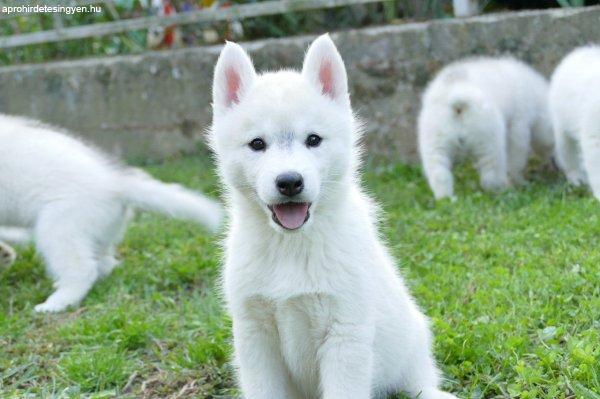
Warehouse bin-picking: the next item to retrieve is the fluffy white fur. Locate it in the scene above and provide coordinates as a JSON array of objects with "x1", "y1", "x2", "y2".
[
  {"x1": 418, "y1": 57, "x2": 554, "y2": 200},
  {"x1": 549, "y1": 46, "x2": 600, "y2": 197},
  {"x1": 210, "y1": 35, "x2": 458, "y2": 399},
  {"x1": 0, "y1": 114, "x2": 223, "y2": 312}
]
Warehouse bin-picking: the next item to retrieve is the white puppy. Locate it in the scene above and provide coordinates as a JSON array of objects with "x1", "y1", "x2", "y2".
[
  {"x1": 549, "y1": 46, "x2": 600, "y2": 197},
  {"x1": 0, "y1": 115, "x2": 222, "y2": 312},
  {"x1": 418, "y1": 57, "x2": 554, "y2": 199},
  {"x1": 210, "y1": 35, "x2": 458, "y2": 399}
]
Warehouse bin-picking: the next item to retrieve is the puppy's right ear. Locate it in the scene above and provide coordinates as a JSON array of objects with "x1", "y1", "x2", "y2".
[{"x1": 213, "y1": 42, "x2": 256, "y2": 114}]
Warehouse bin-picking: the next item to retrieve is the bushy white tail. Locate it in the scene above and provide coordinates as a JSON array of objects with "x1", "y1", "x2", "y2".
[
  {"x1": 446, "y1": 84, "x2": 483, "y2": 119},
  {"x1": 120, "y1": 170, "x2": 223, "y2": 232}
]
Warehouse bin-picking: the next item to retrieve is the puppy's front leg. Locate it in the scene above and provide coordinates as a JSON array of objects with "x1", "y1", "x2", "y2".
[
  {"x1": 318, "y1": 322, "x2": 374, "y2": 399},
  {"x1": 234, "y1": 313, "x2": 299, "y2": 399}
]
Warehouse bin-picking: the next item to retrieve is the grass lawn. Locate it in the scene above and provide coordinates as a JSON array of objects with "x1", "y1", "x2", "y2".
[{"x1": 0, "y1": 154, "x2": 598, "y2": 398}]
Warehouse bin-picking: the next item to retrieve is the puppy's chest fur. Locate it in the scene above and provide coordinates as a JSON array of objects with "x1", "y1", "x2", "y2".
[
  {"x1": 227, "y1": 227, "x2": 371, "y2": 393},
  {"x1": 227, "y1": 231, "x2": 369, "y2": 303}
]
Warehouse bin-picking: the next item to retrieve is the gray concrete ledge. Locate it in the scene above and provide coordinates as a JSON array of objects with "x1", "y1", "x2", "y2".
[{"x1": 1, "y1": 6, "x2": 599, "y2": 162}]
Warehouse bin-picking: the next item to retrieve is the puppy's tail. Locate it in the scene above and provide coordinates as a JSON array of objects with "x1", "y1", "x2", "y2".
[
  {"x1": 446, "y1": 83, "x2": 485, "y2": 119},
  {"x1": 119, "y1": 169, "x2": 223, "y2": 232}
]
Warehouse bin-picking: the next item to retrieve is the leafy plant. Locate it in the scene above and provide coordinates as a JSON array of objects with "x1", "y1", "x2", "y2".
[
  {"x1": 0, "y1": 0, "x2": 453, "y2": 66},
  {"x1": 556, "y1": 0, "x2": 585, "y2": 6}
]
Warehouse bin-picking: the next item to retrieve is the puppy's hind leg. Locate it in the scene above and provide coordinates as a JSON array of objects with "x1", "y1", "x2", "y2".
[
  {"x1": 97, "y1": 207, "x2": 132, "y2": 278},
  {"x1": 0, "y1": 241, "x2": 16, "y2": 268},
  {"x1": 419, "y1": 109, "x2": 456, "y2": 200},
  {"x1": 33, "y1": 206, "x2": 100, "y2": 313},
  {"x1": 554, "y1": 124, "x2": 586, "y2": 186},
  {"x1": 420, "y1": 141, "x2": 455, "y2": 200},
  {"x1": 473, "y1": 116, "x2": 509, "y2": 192},
  {"x1": 530, "y1": 116, "x2": 555, "y2": 164},
  {"x1": 506, "y1": 119, "x2": 532, "y2": 186},
  {"x1": 580, "y1": 110, "x2": 600, "y2": 200}
]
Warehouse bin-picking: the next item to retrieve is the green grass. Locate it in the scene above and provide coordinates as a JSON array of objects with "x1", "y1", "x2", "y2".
[{"x1": 1, "y1": 154, "x2": 599, "y2": 398}]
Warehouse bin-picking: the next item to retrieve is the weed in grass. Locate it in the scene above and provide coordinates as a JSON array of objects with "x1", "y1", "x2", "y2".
[{"x1": 58, "y1": 346, "x2": 131, "y2": 392}]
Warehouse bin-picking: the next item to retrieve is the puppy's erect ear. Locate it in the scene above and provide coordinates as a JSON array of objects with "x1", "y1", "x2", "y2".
[
  {"x1": 213, "y1": 41, "x2": 256, "y2": 114},
  {"x1": 302, "y1": 34, "x2": 349, "y2": 106}
]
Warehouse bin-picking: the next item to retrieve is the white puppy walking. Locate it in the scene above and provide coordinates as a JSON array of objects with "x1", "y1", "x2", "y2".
[
  {"x1": 0, "y1": 115, "x2": 222, "y2": 312},
  {"x1": 418, "y1": 57, "x2": 554, "y2": 199},
  {"x1": 210, "y1": 35, "x2": 458, "y2": 399},
  {"x1": 549, "y1": 46, "x2": 600, "y2": 197}
]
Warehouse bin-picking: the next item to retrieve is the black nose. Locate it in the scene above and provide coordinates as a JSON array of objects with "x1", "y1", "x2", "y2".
[{"x1": 276, "y1": 172, "x2": 304, "y2": 197}]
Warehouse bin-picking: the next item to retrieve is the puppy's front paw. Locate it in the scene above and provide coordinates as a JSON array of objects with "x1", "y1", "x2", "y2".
[
  {"x1": 34, "y1": 301, "x2": 67, "y2": 313},
  {"x1": 34, "y1": 287, "x2": 86, "y2": 313},
  {"x1": 0, "y1": 242, "x2": 16, "y2": 268}
]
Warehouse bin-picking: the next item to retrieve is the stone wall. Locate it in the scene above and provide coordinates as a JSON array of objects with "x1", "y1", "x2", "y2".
[{"x1": 1, "y1": 6, "x2": 599, "y2": 163}]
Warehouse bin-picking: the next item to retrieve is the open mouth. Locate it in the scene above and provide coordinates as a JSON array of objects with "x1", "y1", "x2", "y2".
[{"x1": 268, "y1": 202, "x2": 311, "y2": 230}]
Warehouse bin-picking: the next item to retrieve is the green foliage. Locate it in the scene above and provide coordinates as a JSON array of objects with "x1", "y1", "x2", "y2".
[
  {"x1": 2, "y1": 0, "x2": 589, "y2": 66},
  {"x1": 556, "y1": 0, "x2": 586, "y2": 7},
  {"x1": 0, "y1": 0, "x2": 453, "y2": 66},
  {"x1": 0, "y1": 0, "x2": 148, "y2": 66},
  {"x1": 0, "y1": 154, "x2": 599, "y2": 397}
]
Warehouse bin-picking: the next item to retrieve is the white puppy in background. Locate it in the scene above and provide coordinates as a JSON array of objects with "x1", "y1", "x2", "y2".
[
  {"x1": 418, "y1": 57, "x2": 554, "y2": 200},
  {"x1": 210, "y1": 35, "x2": 458, "y2": 399},
  {"x1": 0, "y1": 115, "x2": 222, "y2": 312},
  {"x1": 549, "y1": 46, "x2": 600, "y2": 198}
]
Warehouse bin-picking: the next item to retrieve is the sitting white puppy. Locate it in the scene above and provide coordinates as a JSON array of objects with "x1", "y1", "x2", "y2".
[
  {"x1": 210, "y1": 35, "x2": 458, "y2": 399},
  {"x1": 418, "y1": 57, "x2": 554, "y2": 199},
  {"x1": 0, "y1": 115, "x2": 222, "y2": 312},
  {"x1": 549, "y1": 46, "x2": 600, "y2": 197}
]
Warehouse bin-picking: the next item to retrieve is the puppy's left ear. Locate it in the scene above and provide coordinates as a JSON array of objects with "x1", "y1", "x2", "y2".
[{"x1": 302, "y1": 34, "x2": 349, "y2": 106}]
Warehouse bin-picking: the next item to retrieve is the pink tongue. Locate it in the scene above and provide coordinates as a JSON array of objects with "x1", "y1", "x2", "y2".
[{"x1": 273, "y1": 203, "x2": 309, "y2": 230}]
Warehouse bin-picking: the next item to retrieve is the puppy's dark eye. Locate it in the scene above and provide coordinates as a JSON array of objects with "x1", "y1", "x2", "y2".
[
  {"x1": 305, "y1": 133, "x2": 322, "y2": 148},
  {"x1": 249, "y1": 138, "x2": 266, "y2": 151}
]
